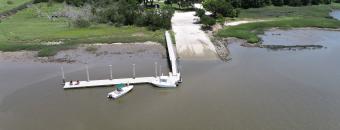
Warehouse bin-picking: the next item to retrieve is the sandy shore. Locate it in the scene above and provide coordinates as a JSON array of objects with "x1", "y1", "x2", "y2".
[{"x1": 0, "y1": 41, "x2": 167, "y2": 64}]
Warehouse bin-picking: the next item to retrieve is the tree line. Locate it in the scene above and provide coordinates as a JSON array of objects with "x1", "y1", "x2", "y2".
[
  {"x1": 232, "y1": 0, "x2": 332, "y2": 8},
  {"x1": 34, "y1": 0, "x2": 174, "y2": 30},
  {"x1": 201, "y1": 0, "x2": 333, "y2": 18}
]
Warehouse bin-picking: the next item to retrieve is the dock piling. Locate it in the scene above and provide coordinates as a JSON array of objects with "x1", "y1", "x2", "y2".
[
  {"x1": 133, "y1": 64, "x2": 136, "y2": 79},
  {"x1": 86, "y1": 65, "x2": 90, "y2": 82},
  {"x1": 159, "y1": 65, "x2": 162, "y2": 76},
  {"x1": 109, "y1": 65, "x2": 113, "y2": 80},
  {"x1": 61, "y1": 66, "x2": 65, "y2": 83},
  {"x1": 155, "y1": 62, "x2": 158, "y2": 77}
]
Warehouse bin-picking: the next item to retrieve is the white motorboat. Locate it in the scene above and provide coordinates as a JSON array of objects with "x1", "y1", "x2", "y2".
[
  {"x1": 107, "y1": 85, "x2": 134, "y2": 99},
  {"x1": 151, "y1": 72, "x2": 181, "y2": 88}
]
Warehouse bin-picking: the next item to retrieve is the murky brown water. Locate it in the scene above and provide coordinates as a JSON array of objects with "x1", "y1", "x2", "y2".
[{"x1": 1, "y1": 29, "x2": 340, "y2": 130}]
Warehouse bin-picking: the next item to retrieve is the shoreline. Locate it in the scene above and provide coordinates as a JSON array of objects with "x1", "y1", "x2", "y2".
[
  {"x1": 217, "y1": 27, "x2": 339, "y2": 53},
  {"x1": 0, "y1": 41, "x2": 167, "y2": 64}
]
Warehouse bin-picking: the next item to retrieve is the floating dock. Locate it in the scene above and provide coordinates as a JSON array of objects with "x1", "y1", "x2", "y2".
[
  {"x1": 64, "y1": 77, "x2": 156, "y2": 89},
  {"x1": 63, "y1": 31, "x2": 181, "y2": 89}
]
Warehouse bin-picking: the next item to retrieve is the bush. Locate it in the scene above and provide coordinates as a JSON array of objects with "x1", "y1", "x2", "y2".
[
  {"x1": 65, "y1": 0, "x2": 87, "y2": 6},
  {"x1": 47, "y1": 0, "x2": 53, "y2": 6},
  {"x1": 33, "y1": 0, "x2": 48, "y2": 4},
  {"x1": 46, "y1": 0, "x2": 174, "y2": 30},
  {"x1": 200, "y1": 15, "x2": 216, "y2": 29},
  {"x1": 164, "y1": 0, "x2": 172, "y2": 5},
  {"x1": 195, "y1": 8, "x2": 206, "y2": 17},
  {"x1": 38, "y1": 47, "x2": 58, "y2": 57},
  {"x1": 272, "y1": 0, "x2": 285, "y2": 6},
  {"x1": 288, "y1": 0, "x2": 302, "y2": 6},
  {"x1": 7, "y1": 0, "x2": 14, "y2": 4},
  {"x1": 203, "y1": 0, "x2": 238, "y2": 17},
  {"x1": 133, "y1": 6, "x2": 174, "y2": 30},
  {"x1": 73, "y1": 17, "x2": 91, "y2": 28}
]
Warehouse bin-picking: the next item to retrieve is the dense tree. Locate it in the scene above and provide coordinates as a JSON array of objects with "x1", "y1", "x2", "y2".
[
  {"x1": 203, "y1": 0, "x2": 238, "y2": 17},
  {"x1": 164, "y1": 0, "x2": 199, "y2": 8},
  {"x1": 301, "y1": 0, "x2": 311, "y2": 5},
  {"x1": 34, "y1": 0, "x2": 174, "y2": 30},
  {"x1": 200, "y1": 15, "x2": 216, "y2": 30},
  {"x1": 264, "y1": 0, "x2": 272, "y2": 5},
  {"x1": 288, "y1": 0, "x2": 302, "y2": 6},
  {"x1": 230, "y1": 0, "x2": 242, "y2": 8},
  {"x1": 271, "y1": 0, "x2": 284, "y2": 6},
  {"x1": 195, "y1": 8, "x2": 206, "y2": 17}
]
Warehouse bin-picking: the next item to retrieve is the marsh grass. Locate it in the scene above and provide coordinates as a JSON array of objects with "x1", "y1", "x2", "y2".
[
  {"x1": 217, "y1": 3, "x2": 340, "y2": 43},
  {"x1": 0, "y1": 3, "x2": 165, "y2": 56},
  {"x1": 0, "y1": 0, "x2": 31, "y2": 13}
]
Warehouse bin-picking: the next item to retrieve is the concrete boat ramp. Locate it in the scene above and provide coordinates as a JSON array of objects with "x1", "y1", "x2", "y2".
[{"x1": 63, "y1": 31, "x2": 181, "y2": 89}]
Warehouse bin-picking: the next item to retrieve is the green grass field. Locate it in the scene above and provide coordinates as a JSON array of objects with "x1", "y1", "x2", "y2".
[
  {"x1": 217, "y1": 3, "x2": 340, "y2": 43},
  {"x1": 0, "y1": 0, "x2": 32, "y2": 13},
  {"x1": 0, "y1": 3, "x2": 165, "y2": 56}
]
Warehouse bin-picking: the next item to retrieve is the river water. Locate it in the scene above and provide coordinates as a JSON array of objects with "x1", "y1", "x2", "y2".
[
  {"x1": 1, "y1": 28, "x2": 340, "y2": 129},
  {"x1": 0, "y1": 29, "x2": 340, "y2": 130}
]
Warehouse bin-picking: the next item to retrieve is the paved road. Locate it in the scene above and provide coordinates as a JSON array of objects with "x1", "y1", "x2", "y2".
[{"x1": 171, "y1": 11, "x2": 218, "y2": 60}]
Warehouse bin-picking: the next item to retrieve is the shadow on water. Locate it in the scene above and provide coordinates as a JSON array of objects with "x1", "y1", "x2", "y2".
[{"x1": 264, "y1": 44, "x2": 325, "y2": 51}]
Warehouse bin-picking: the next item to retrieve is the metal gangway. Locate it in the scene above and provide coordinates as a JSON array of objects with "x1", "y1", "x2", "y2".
[{"x1": 63, "y1": 31, "x2": 181, "y2": 89}]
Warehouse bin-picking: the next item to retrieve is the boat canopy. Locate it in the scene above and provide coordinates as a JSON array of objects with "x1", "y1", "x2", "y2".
[{"x1": 116, "y1": 83, "x2": 124, "y2": 89}]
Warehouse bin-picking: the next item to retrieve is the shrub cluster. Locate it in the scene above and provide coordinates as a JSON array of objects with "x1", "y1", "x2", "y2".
[
  {"x1": 73, "y1": 17, "x2": 91, "y2": 28},
  {"x1": 203, "y1": 0, "x2": 239, "y2": 18},
  {"x1": 135, "y1": 6, "x2": 175, "y2": 30},
  {"x1": 35, "y1": 0, "x2": 174, "y2": 30},
  {"x1": 195, "y1": 9, "x2": 216, "y2": 30},
  {"x1": 7, "y1": 0, "x2": 14, "y2": 4},
  {"x1": 97, "y1": 0, "x2": 174, "y2": 30},
  {"x1": 195, "y1": 8, "x2": 205, "y2": 17},
  {"x1": 200, "y1": 15, "x2": 216, "y2": 29}
]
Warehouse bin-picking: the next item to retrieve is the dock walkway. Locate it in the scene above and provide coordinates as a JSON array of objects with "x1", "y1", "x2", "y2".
[{"x1": 64, "y1": 77, "x2": 156, "y2": 89}]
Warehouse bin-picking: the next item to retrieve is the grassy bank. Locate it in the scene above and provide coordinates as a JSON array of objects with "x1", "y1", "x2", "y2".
[
  {"x1": 0, "y1": 3, "x2": 164, "y2": 56},
  {"x1": 0, "y1": 0, "x2": 31, "y2": 13},
  {"x1": 217, "y1": 3, "x2": 340, "y2": 43},
  {"x1": 0, "y1": 0, "x2": 32, "y2": 13}
]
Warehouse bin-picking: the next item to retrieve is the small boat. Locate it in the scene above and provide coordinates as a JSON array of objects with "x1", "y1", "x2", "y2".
[
  {"x1": 152, "y1": 75, "x2": 180, "y2": 88},
  {"x1": 107, "y1": 84, "x2": 134, "y2": 99}
]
